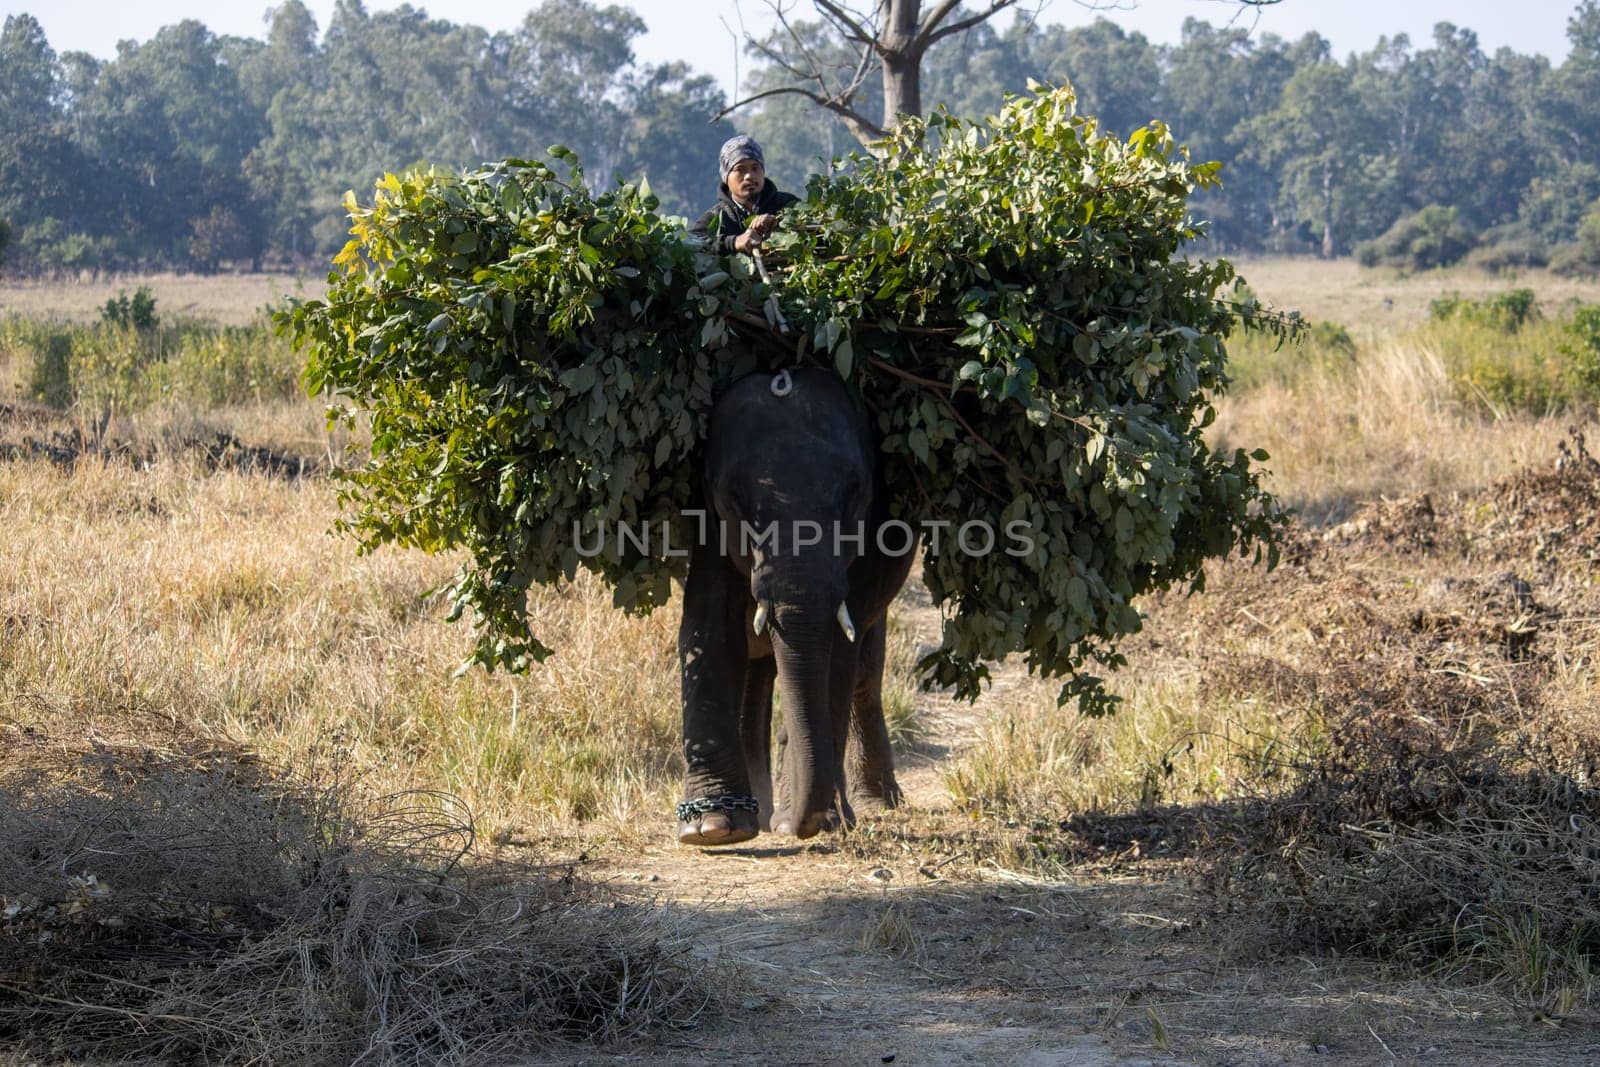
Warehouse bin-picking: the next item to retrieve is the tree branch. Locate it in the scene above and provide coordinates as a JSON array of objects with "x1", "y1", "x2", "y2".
[
  {"x1": 711, "y1": 85, "x2": 888, "y2": 142},
  {"x1": 841, "y1": 34, "x2": 876, "y2": 103},
  {"x1": 811, "y1": 0, "x2": 879, "y2": 49},
  {"x1": 920, "y1": 0, "x2": 1019, "y2": 48},
  {"x1": 747, "y1": 34, "x2": 831, "y2": 90},
  {"x1": 773, "y1": 1, "x2": 839, "y2": 96}
]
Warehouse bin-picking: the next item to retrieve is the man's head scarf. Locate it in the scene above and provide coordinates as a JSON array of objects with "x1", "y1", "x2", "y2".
[{"x1": 719, "y1": 134, "x2": 765, "y2": 184}]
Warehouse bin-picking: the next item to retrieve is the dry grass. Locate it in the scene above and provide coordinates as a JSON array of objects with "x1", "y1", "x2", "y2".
[
  {"x1": 944, "y1": 674, "x2": 1294, "y2": 820},
  {"x1": 0, "y1": 272, "x2": 327, "y2": 326},
  {"x1": 0, "y1": 733, "x2": 717, "y2": 1062},
  {"x1": 0, "y1": 431, "x2": 683, "y2": 847},
  {"x1": 1213, "y1": 328, "x2": 1582, "y2": 524},
  {"x1": 7, "y1": 263, "x2": 1600, "y2": 1049}
]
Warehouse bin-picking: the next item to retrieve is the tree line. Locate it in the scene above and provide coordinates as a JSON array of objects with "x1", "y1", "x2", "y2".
[
  {"x1": 2, "y1": 0, "x2": 1598, "y2": 275},
  {"x1": 0, "y1": 0, "x2": 733, "y2": 274}
]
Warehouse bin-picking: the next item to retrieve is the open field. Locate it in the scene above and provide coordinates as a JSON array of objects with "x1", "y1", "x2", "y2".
[
  {"x1": 0, "y1": 271, "x2": 328, "y2": 326},
  {"x1": 3, "y1": 261, "x2": 1600, "y2": 1062},
  {"x1": 1231, "y1": 255, "x2": 1600, "y2": 329},
  {"x1": 4, "y1": 256, "x2": 1595, "y2": 332}
]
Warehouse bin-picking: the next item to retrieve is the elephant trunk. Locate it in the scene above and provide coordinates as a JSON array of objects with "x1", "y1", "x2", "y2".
[{"x1": 768, "y1": 597, "x2": 843, "y2": 839}]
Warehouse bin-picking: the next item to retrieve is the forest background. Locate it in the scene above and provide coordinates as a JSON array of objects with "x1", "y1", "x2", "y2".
[{"x1": 4, "y1": 0, "x2": 1600, "y2": 277}]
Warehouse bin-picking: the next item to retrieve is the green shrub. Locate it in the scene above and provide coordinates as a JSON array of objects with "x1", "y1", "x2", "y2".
[
  {"x1": 1466, "y1": 222, "x2": 1549, "y2": 274},
  {"x1": 1, "y1": 317, "x2": 77, "y2": 407},
  {"x1": 1518, "y1": 162, "x2": 1600, "y2": 246},
  {"x1": 1561, "y1": 304, "x2": 1600, "y2": 401},
  {"x1": 1549, "y1": 202, "x2": 1600, "y2": 278},
  {"x1": 1429, "y1": 306, "x2": 1600, "y2": 416},
  {"x1": 69, "y1": 322, "x2": 164, "y2": 412},
  {"x1": 1356, "y1": 205, "x2": 1476, "y2": 271},
  {"x1": 15, "y1": 219, "x2": 119, "y2": 274},
  {"x1": 100, "y1": 287, "x2": 159, "y2": 330},
  {"x1": 1225, "y1": 314, "x2": 1357, "y2": 392},
  {"x1": 157, "y1": 320, "x2": 304, "y2": 407},
  {"x1": 1429, "y1": 289, "x2": 1540, "y2": 332},
  {"x1": 3, "y1": 313, "x2": 300, "y2": 412},
  {"x1": 1307, "y1": 320, "x2": 1356, "y2": 357},
  {"x1": 1451, "y1": 348, "x2": 1561, "y2": 415}
]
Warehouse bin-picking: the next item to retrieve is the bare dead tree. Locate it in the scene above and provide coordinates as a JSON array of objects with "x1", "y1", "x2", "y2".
[
  {"x1": 715, "y1": 0, "x2": 1286, "y2": 150},
  {"x1": 714, "y1": 1, "x2": 1031, "y2": 147}
]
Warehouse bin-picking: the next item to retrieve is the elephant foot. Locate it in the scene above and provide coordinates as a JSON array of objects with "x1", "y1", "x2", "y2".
[
  {"x1": 773, "y1": 802, "x2": 851, "y2": 839},
  {"x1": 849, "y1": 779, "x2": 904, "y2": 814},
  {"x1": 676, "y1": 795, "x2": 760, "y2": 847}
]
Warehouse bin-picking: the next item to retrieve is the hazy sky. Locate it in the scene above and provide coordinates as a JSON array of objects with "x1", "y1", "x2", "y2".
[{"x1": 0, "y1": 1, "x2": 1582, "y2": 100}]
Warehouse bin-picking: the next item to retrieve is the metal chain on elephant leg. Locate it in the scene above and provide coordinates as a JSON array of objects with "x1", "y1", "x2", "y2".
[{"x1": 676, "y1": 794, "x2": 760, "y2": 822}]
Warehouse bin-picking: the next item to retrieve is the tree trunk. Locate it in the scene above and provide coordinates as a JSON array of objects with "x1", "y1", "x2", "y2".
[
  {"x1": 880, "y1": 0, "x2": 923, "y2": 130},
  {"x1": 1320, "y1": 157, "x2": 1336, "y2": 259}
]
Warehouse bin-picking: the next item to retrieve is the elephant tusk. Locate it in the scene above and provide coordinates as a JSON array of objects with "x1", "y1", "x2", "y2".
[
  {"x1": 836, "y1": 602, "x2": 856, "y2": 643},
  {"x1": 753, "y1": 602, "x2": 769, "y2": 636}
]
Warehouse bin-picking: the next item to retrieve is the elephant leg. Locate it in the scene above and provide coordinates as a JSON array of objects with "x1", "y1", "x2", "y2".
[
  {"x1": 773, "y1": 718, "x2": 788, "y2": 830},
  {"x1": 740, "y1": 656, "x2": 777, "y2": 831},
  {"x1": 846, "y1": 617, "x2": 904, "y2": 812},
  {"x1": 677, "y1": 541, "x2": 759, "y2": 846}
]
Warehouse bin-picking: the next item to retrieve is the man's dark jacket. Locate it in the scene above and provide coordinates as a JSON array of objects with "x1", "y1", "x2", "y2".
[{"x1": 690, "y1": 179, "x2": 799, "y2": 255}]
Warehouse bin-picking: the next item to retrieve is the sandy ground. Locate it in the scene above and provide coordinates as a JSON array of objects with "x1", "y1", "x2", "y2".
[{"x1": 525, "y1": 585, "x2": 1600, "y2": 1066}]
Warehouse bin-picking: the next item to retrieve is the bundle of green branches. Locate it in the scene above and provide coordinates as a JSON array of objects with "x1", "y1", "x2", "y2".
[{"x1": 285, "y1": 85, "x2": 1297, "y2": 712}]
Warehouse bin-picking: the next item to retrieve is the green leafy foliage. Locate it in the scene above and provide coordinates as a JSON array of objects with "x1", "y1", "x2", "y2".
[
  {"x1": 99, "y1": 286, "x2": 159, "y2": 330},
  {"x1": 286, "y1": 87, "x2": 1298, "y2": 713},
  {"x1": 1355, "y1": 205, "x2": 1476, "y2": 271},
  {"x1": 1562, "y1": 304, "x2": 1600, "y2": 400},
  {"x1": 1306, "y1": 320, "x2": 1356, "y2": 357},
  {"x1": 1466, "y1": 222, "x2": 1549, "y2": 274},
  {"x1": 1429, "y1": 289, "x2": 1540, "y2": 332},
  {"x1": 1549, "y1": 201, "x2": 1600, "y2": 278},
  {"x1": 3, "y1": 312, "x2": 302, "y2": 411}
]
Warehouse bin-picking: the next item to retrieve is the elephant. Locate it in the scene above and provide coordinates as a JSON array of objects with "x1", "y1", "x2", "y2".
[{"x1": 675, "y1": 366, "x2": 916, "y2": 846}]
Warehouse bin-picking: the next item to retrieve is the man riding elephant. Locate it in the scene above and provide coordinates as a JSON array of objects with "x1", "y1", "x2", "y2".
[{"x1": 690, "y1": 134, "x2": 799, "y2": 256}]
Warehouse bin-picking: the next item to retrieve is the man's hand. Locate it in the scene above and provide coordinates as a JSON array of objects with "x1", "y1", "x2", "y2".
[{"x1": 733, "y1": 214, "x2": 779, "y2": 254}]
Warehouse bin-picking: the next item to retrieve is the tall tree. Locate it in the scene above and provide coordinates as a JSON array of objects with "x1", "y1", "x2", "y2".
[
  {"x1": 70, "y1": 20, "x2": 265, "y2": 267},
  {"x1": 505, "y1": 0, "x2": 648, "y2": 181},
  {"x1": 721, "y1": 0, "x2": 1284, "y2": 147},
  {"x1": 617, "y1": 62, "x2": 738, "y2": 213},
  {"x1": 1247, "y1": 45, "x2": 1388, "y2": 257},
  {"x1": 1159, "y1": 19, "x2": 1303, "y2": 250},
  {"x1": 0, "y1": 14, "x2": 88, "y2": 266},
  {"x1": 721, "y1": 1, "x2": 1028, "y2": 147}
]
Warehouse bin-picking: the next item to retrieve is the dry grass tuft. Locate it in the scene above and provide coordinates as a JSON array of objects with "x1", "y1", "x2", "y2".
[
  {"x1": 0, "y1": 729, "x2": 717, "y2": 1062},
  {"x1": 859, "y1": 901, "x2": 923, "y2": 958}
]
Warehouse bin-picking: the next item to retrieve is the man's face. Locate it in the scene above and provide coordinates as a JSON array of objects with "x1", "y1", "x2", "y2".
[{"x1": 728, "y1": 159, "x2": 765, "y2": 204}]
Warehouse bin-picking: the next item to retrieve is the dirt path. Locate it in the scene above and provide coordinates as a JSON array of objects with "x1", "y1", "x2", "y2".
[{"x1": 560, "y1": 580, "x2": 1600, "y2": 1066}]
